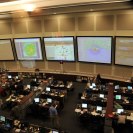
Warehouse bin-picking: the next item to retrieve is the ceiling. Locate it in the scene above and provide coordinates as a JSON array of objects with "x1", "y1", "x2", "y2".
[
  {"x1": 0, "y1": 0, "x2": 17, "y2": 3},
  {"x1": 0, "y1": 0, "x2": 132, "y2": 18}
]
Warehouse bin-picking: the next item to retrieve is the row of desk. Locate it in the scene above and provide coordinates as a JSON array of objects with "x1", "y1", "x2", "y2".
[{"x1": 0, "y1": 118, "x2": 60, "y2": 133}]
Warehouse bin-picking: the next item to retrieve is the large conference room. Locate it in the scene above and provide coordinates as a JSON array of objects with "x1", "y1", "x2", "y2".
[{"x1": 0, "y1": 0, "x2": 133, "y2": 133}]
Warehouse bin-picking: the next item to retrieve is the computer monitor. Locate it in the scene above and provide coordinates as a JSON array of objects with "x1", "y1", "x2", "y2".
[
  {"x1": 34, "y1": 98, "x2": 40, "y2": 103},
  {"x1": 8, "y1": 75, "x2": 12, "y2": 79},
  {"x1": 115, "y1": 85, "x2": 119, "y2": 89},
  {"x1": 117, "y1": 109, "x2": 124, "y2": 114},
  {"x1": 127, "y1": 86, "x2": 132, "y2": 90},
  {"x1": 92, "y1": 83, "x2": 96, "y2": 87},
  {"x1": 52, "y1": 130, "x2": 59, "y2": 133},
  {"x1": 47, "y1": 98, "x2": 52, "y2": 103},
  {"x1": 115, "y1": 95, "x2": 121, "y2": 100},
  {"x1": 99, "y1": 94, "x2": 104, "y2": 98},
  {"x1": 0, "y1": 116, "x2": 6, "y2": 122},
  {"x1": 46, "y1": 87, "x2": 50, "y2": 92},
  {"x1": 27, "y1": 85, "x2": 31, "y2": 89},
  {"x1": 89, "y1": 86, "x2": 93, "y2": 89},
  {"x1": 96, "y1": 106, "x2": 102, "y2": 111},
  {"x1": 34, "y1": 78, "x2": 37, "y2": 82},
  {"x1": 81, "y1": 103, "x2": 87, "y2": 108}
]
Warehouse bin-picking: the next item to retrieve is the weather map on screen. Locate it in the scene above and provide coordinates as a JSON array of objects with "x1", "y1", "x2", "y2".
[
  {"x1": 115, "y1": 36, "x2": 133, "y2": 66},
  {"x1": 77, "y1": 36, "x2": 112, "y2": 64},
  {"x1": 14, "y1": 38, "x2": 43, "y2": 60},
  {"x1": 44, "y1": 37, "x2": 75, "y2": 61}
]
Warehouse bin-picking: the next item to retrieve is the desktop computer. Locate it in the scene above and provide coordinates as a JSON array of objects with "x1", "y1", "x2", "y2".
[
  {"x1": 82, "y1": 103, "x2": 87, "y2": 109},
  {"x1": 117, "y1": 109, "x2": 124, "y2": 114}
]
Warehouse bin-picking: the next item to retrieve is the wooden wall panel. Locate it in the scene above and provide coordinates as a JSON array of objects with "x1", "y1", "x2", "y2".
[
  {"x1": 0, "y1": 22, "x2": 12, "y2": 34},
  {"x1": 96, "y1": 64, "x2": 112, "y2": 75},
  {"x1": 48, "y1": 61, "x2": 61, "y2": 70},
  {"x1": 28, "y1": 20, "x2": 42, "y2": 33},
  {"x1": 96, "y1": 15, "x2": 114, "y2": 30},
  {"x1": 60, "y1": 17, "x2": 75, "y2": 31},
  {"x1": 114, "y1": 66, "x2": 132, "y2": 78},
  {"x1": 116, "y1": 14, "x2": 133, "y2": 30},
  {"x1": 0, "y1": 62, "x2": 3, "y2": 68},
  {"x1": 35, "y1": 61, "x2": 45, "y2": 69},
  {"x1": 78, "y1": 16, "x2": 94, "y2": 31},
  {"x1": 19, "y1": 61, "x2": 36, "y2": 70},
  {"x1": 44, "y1": 19, "x2": 58, "y2": 32},
  {"x1": 79, "y1": 63, "x2": 94, "y2": 73},
  {"x1": 63, "y1": 62, "x2": 76, "y2": 72},
  {"x1": 13, "y1": 21, "x2": 27, "y2": 33},
  {"x1": 5, "y1": 62, "x2": 17, "y2": 70}
]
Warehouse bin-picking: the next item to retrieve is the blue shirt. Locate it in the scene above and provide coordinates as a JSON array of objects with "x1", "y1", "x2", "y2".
[{"x1": 49, "y1": 106, "x2": 58, "y2": 116}]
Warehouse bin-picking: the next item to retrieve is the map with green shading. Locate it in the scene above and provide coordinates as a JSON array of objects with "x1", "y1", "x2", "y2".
[{"x1": 23, "y1": 43, "x2": 37, "y2": 57}]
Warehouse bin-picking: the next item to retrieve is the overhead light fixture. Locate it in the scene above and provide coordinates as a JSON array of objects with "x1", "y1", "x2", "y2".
[{"x1": 24, "y1": 4, "x2": 36, "y2": 12}]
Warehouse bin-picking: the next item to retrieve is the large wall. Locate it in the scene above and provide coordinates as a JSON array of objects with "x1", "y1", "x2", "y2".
[{"x1": 0, "y1": 9, "x2": 133, "y2": 81}]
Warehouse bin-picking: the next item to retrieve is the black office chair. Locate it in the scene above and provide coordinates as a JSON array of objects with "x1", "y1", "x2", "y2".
[
  {"x1": 90, "y1": 115, "x2": 104, "y2": 133},
  {"x1": 78, "y1": 93, "x2": 82, "y2": 99},
  {"x1": 79, "y1": 113, "x2": 90, "y2": 128}
]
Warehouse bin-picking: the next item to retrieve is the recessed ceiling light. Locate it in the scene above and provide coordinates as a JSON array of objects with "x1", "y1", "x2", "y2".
[{"x1": 24, "y1": 4, "x2": 36, "y2": 12}]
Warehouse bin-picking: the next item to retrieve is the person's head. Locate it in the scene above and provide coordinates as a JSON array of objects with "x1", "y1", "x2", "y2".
[{"x1": 52, "y1": 103, "x2": 56, "y2": 108}]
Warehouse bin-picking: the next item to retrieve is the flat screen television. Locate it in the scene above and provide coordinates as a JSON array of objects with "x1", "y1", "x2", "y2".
[
  {"x1": 77, "y1": 36, "x2": 112, "y2": 64},
  {"x1": 115, "y1": 95, "x2": 121, "y2": 100},
  {"x1": 44, "y1": 37, "x2": 75, "y2": 61},
  {"x1": 27, "y1": 85, "x2": 31, "y2": 89},
  {"x1": 47, "y1": 98, "x2": 52, "y2": 103},
  {"x1": 115, "y1": 85, "x2": 120, "y2": 89},
  {"x1": 14, "y1": 37, "x2": 43, "y2": 60},
  {"x1": 89, "y1": 86, "x2": 93, "y2": 89},
  {"x1": 52, "y1": 130, "x2": 59, "y2": 133},
  {"x1": 0, "y1": 39, "x2": 14, "y2": 60},
  {"x1": 81, "y1": 103, "x2": 87, "y2": 108},
  {"x1": 117, "y1": 109, "x2": 124, "y2": 114},
  {"x1": 34, "y1": 98, "x2": 40, "y2": 103},
  {"x1": 8, "y1": 75, "x2": 12, "y2": 79},
  {"x1": 0, "y1": 116, "x2": 6, "y2": 122},
  {"x1": 99, "y1": 94, "x2": 104, "y2": 98},
  {"x1": 46, "y1": 87, "x2": 50, "y2": 92},
  {"x1": 92, "y1": 83, "x2": 96, "y2": 87},
  {"x1": 127, "y1": 86, "x2": 132, "y2": 90},
  {"x1": 96, "y1": 106, "x2": 102, "y2": 111},
  {"x1": 115, "y1": 36, "x2": 133, "y2": 66}
]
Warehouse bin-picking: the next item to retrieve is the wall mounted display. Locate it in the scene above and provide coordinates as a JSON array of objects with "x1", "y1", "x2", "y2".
[
  {"x1": 115, "y1": 36, "x2": 133, "y2": 66},
  {"x1": 77, "y1": 36, "x2": 112, "y2": 64},
  {"x1": 14, "y1": 37, "x2": 43, "y2": 60},
  {"x1": 43, "y1": 37, "x2": 75, "y2": 61},
  {"x1": 0, "y1": 39, "x2": 14, "y2": 60}
]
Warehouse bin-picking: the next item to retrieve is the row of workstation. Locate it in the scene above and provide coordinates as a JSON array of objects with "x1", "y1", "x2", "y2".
[
  {"x1": 28, "y1": 77, "x2": 74, "y2": 118},
  {"x1": 75, "y1": 81, "x2": 133, "y2": 132},
  {"x1": 0, "y1": 116, "x2": 60, "y2": 133},
  {"x1": 75, "y1": 82, "x2": 108, "y2": 132},
  {"x1": 0, "y1": 72, "x2": 50, "y2": 120}
]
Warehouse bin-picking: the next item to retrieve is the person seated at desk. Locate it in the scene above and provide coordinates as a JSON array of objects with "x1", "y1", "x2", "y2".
[
  {"x1": 116, "y1": 112, "x2": 127, "y2": 133},
  {"x1": 30, "y1": 79, "x2": 38, "y2": 87},
  {"x1": 96, "y1": 73, "x2": 102, "y2": 85},
  {"x1": 82, "y1": 90, "x2": 87, "y2": 98},
  {"x1": 79, "y1": 109, "x2": 90, "y2": 125},
  {"x1": 117, "y1": 112, "x2": 126, "y2": 124},
  {"x1": 91, "y1": 108, "x2": 99, "y2": 116}
]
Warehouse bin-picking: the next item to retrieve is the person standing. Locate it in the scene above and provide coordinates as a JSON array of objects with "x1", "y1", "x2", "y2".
[{"x1": 49, "y1": 103, "x2": 59, "y2": 128}]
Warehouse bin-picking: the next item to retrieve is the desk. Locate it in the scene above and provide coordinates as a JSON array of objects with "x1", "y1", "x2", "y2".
[{"x1": 40, "y1": 91, "x2": 66, "y2": 104}]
